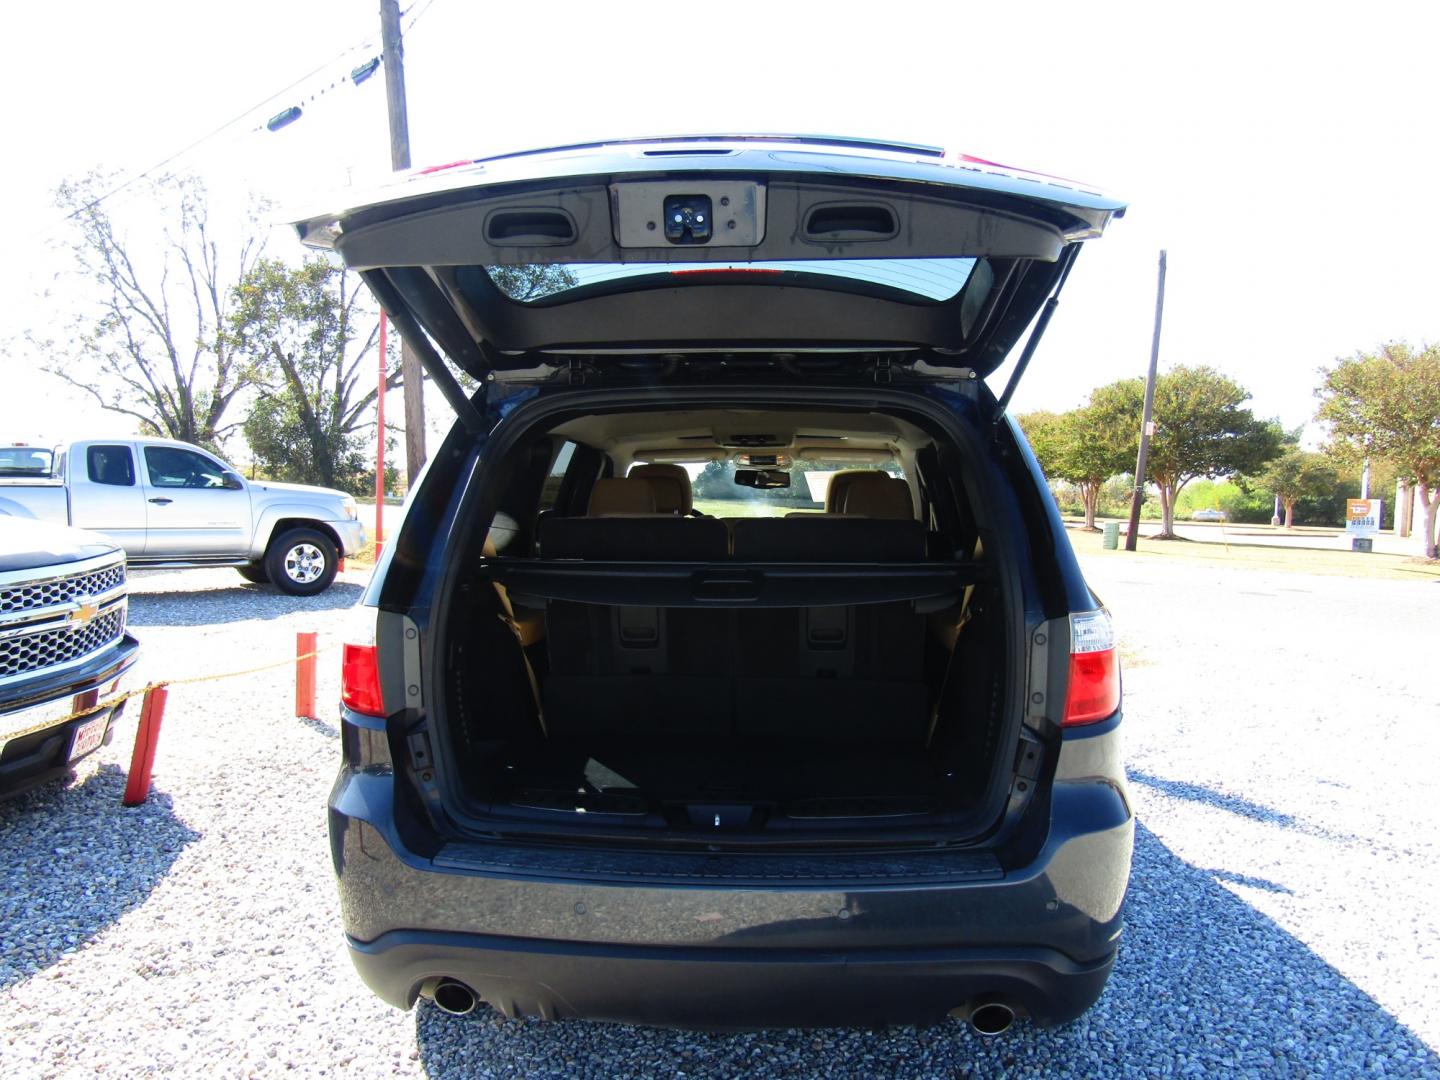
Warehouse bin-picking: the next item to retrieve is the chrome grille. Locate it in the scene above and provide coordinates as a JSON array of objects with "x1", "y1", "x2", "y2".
[
  {"x1": 0, "y1": 607, "x2": 127, "y2": 680},
  {"x1": 0, "y1": 563, "x2": 126, "y2": 614}
]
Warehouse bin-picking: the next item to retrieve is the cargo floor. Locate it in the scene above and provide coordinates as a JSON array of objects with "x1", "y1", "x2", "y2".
[{"x1": 489, "y1": 736, "x2": 953, "y2": 817}]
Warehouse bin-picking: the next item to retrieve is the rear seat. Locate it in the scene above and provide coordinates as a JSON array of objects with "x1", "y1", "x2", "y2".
[
  {"x1": 627, "y1": 463, "x2": 694, "y2": 516},
  {"x1": 539, "y1": 476, "x2": 731, "y2": 737},
  {"x1": 730, "y1": 474, "x2": 924, "y2": 560},
  {"x1": 824, "y1": 469, "x2": 889, "y2": 513},
  {"x1": 730, "y1": 473, "x2": 928, "y2": 741},
  {"x1": 538, "y1": 478, "x2": 728, "y2": 560}
]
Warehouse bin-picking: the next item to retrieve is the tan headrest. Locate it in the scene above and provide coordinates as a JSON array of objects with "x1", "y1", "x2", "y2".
[
  {"x1": 587, "y1": 477, "x2": 657, "y2": 516},
  {"x1": 628, "y1": 463, "x2": 693, "y2": 515},
  {"x1": 840, "y1": 474, "x2": 914, "y2": 520},
  {"x1": 824, "y1": 470, "x2": 888, "y2": 513}
]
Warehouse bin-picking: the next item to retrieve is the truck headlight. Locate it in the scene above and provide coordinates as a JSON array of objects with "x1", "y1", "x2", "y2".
[{"x1": 342, "y1": 496, "x2": 358, "y2": 520}]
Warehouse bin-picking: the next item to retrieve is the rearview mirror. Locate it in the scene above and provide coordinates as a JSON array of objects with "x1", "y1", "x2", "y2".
[
  {"x1": 733, "y1": 468, "x2": 791, "y2": 490},
  {"x1": 222, "y1": 471, "x2": 245, "y2": 491}
]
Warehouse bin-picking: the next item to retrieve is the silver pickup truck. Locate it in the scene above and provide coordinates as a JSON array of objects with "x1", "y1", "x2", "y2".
[{"x1": 0, "y1": 439, "x2": 366, "y2": 595}]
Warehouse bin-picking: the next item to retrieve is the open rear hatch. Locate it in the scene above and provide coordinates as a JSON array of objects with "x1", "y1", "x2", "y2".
[{"x1": 295, "y1": 134, "x2": 1125, "y2": 396}]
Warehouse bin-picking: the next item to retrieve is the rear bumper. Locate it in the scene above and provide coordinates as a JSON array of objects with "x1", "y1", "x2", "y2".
[
  {"x1": 328, "y1": 707, "x2": 1133, "y2": 1027},
  {"x1": 348, "y1": 930, "x2": 1116, "y2": 1029},
  {"x1": 0, "y1": 635, "x2": 139, "y2": 798}
]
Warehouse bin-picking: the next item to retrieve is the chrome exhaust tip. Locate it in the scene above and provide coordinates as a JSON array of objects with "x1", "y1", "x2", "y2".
[
  {"x1": 969, "y1": 1001, "x2": 1015, "y2": 1036},
  {"x1": 431, "y1": 979, "x2": 478, "y2": 1016}
]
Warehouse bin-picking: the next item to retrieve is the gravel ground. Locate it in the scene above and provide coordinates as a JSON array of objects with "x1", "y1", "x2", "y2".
[{"x1": 2, "y1": 557, "x2": 1439, "y2": 1078}]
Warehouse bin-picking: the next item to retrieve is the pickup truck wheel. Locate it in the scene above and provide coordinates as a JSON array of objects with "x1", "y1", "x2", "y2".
[
  {"x1": 265, "y1": 528, "x2": 338, "y2": 596},
  {"x1": 236, "y1": 563, "x2": 270, "y2": 584}
]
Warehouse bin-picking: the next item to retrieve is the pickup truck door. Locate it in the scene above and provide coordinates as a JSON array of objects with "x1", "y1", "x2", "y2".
[
  {"x1": 68, "y1": 443, "x2": 148, "y2": 556},
  {"x1": 139, "y1": 445, "x2": 251, "y2": 556}
]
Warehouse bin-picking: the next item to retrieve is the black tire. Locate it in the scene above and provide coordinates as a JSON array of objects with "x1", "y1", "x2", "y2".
[
  {"x1": 264, "y1": 527, "x2": 339, "y2": 596},
  {"x1": 236, "y1": 563, "x2": 270, "y2": 584}
]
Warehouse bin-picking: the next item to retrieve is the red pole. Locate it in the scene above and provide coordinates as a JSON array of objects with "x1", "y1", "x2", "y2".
[
  {"x1": 375, "y1": 312, "x2": 387, "y2": 559},
  {"x1": 122, "y1": 685, "x2": 169, "y2": 807},
  {"x1": 296, "y1": 631, "x2": 318, "y2": 719}
]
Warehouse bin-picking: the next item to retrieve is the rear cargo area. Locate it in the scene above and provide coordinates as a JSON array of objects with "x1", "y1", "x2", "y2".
[
  {"x1": 438, "y1": 458, "x2": 1013, "y2": 843},
  {"x1": 447, "y1": 580, "x2": 1006, "y2": 838}
]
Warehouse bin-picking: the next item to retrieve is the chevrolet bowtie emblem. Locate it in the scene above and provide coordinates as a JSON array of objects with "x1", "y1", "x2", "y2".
[{"x1": 68, "y1": 600, "x2": 101, "y2": 625}]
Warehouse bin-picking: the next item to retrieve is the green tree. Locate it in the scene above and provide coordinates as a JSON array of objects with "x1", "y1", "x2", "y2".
[
  {"x1": 1096, "y1": 366, "x2": 1282, "y2": 538},
  {"x1": 1316, "y1": 342, "x2": 1440, "y2": 558},
  {"x1": 1019, "y1": 399, "x2": 1137, "y2": 531},
  {"x1": 228, "y1": 256, "x2": 398, "y2": 492},
  {"x1": 1248, "y1": 448, "x2": 1338, "y2": 528},
  {"x1": 27, "y1": 172, "x2": 268, "y2": 449},
  {"x1": 487, "y1": 263, "x2": 579, "y2": 301},
  {"x1": 1062, "y1": 391, "x2": 1141, "y2": 531},
  {"x1": 1016, "y1": 410, "x2": 1067, "y2": 478}
]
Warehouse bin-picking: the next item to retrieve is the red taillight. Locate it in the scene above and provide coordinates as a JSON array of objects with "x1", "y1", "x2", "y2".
[
  {"x1": 1062, "y1": 611, "x2": 1121, "y2": 726},
  {"x1": 341, "y1": 643, "x2": 385, "y2": 717}
]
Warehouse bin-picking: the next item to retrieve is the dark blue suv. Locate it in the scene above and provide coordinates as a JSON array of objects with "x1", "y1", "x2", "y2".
[{"x1": 299, "y1": 135, "x2": 1131, "y2": 1034}]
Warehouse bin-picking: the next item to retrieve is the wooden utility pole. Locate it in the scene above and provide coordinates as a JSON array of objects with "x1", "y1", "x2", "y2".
[
  {"x1": 375, "y1": 312, "x2": 387, "y2": 555},
  {"x1": 379, "y1": 0, "x2": 426, "y2": 485},
  {"x1": 1124, "y1": 250, "x2": 1167, "y2": 552}
]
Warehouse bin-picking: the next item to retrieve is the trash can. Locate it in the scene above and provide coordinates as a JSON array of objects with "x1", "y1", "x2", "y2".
[{"x1": 1102, "y1": 522, "x2": 1120, "y2": 550}]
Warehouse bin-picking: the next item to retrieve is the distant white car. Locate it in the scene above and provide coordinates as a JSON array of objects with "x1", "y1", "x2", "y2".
[{"x1": 1190, "y1": 508, "x2": 1227, "y2": 522}]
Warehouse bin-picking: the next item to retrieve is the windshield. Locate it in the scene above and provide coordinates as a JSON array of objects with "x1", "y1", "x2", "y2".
[
  {"x1": 651, "y1": 458, "x2": 905, "y2": 518},
  {"x1": 0, "y1": 446, "x2": 54, "y2": 475},
  {"x1": 487, "y1": 258, "x2": 977, "y2": 304}
]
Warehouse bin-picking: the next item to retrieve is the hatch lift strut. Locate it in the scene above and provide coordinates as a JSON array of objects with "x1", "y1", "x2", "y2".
[
  {"x1": 364, "y1": 271, "x2": 487, "y2": 436},
  {"x1": 992, "y1": 244, "x2": 1080, "y2": 425}
]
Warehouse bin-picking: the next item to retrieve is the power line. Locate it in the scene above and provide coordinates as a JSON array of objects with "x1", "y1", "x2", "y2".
[{"x1": 45, "y1": 0, "x2": 443, "y2": 231}]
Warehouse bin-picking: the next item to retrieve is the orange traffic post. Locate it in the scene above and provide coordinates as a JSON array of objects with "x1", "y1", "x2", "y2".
[
  {"x1": 122, "y1": 685, "x2": 169, "y2": 807},
  {"x1": 337, "y1": 556, "x2": 347, "y2": 573},
  {"x1": 296, "y1": 632, "x2": 318, "y2": 719}
]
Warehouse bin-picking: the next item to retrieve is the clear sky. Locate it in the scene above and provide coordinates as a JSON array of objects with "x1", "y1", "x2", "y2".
[{"x1": 3, "y1": 0, "x2": 1438, "y2": 450}]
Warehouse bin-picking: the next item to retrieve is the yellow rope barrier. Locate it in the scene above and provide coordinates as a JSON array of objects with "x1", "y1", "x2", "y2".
[{"x1": 4, "y1": 644, "x2": 337, "y2": 744}]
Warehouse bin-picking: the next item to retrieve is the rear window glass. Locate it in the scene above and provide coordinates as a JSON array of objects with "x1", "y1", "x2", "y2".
[
  {"x1": 86, "y1": 445, "x2": 134, "y2": 487},
  {"x1": 0, "y1": 446, "x2": 54, "y2": 475},
  {"x1": 538, "y1": 441, "x2": 577, "y2": 512},
  {"x1": 484, "y1": 259, "x2": 976, "y2": 304}
]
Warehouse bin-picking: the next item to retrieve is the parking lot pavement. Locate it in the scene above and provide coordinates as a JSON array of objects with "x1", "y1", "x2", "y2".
[{"x1": 2, "y1": 562, "x2": 1439, "y2": 1077}]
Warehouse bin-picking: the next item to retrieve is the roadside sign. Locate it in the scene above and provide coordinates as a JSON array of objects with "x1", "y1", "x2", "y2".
[{"x1": 1346, "y1": 499, "x2": 1382, "y2": 539}]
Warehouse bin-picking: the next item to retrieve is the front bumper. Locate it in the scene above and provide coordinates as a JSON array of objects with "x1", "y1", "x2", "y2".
[
  {"x1": 332, "y1": 519, "x2": 368, "y2": 557},
  {"x1": 0, "y1": 634, "x2": 139, "y2": 798},
  {"x1": 328, "y1": 712, "x2": 1134, "y2": 1028}
]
